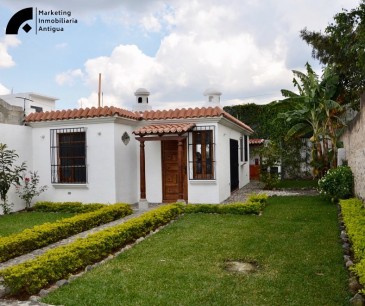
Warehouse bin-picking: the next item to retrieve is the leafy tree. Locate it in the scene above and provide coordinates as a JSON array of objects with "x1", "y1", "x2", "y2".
[
  {"x1": 278, "y1": 63, "x2": 343, "y2": 177},
  {"x1": 0, "y1": 143, "x2": 27, "y2": 214},
  {"x1": 224, "y1": 101, "x2": 307, "y2": 178},
  {"x1": 300, "y1": 1, "x2": 365, "y2": 109},
  {"x1": 256, "y1": 141, "x2": 281, "y2": 189}
]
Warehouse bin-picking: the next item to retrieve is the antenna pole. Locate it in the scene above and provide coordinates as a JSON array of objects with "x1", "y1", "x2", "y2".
[{"x1": 98, "y1": 73, "x2": 102, "y2": 108}]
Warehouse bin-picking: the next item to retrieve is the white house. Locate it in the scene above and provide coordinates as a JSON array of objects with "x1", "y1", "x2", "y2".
[
  {"x1": 1, "y1": 89, "x2": 253, "y2": 213},
  {"x1": 0, "y1": 92, "x2": 58, "y2": 115}
]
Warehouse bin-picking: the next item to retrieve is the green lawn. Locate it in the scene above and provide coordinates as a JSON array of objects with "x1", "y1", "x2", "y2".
[
  {"x1": 43, "y1": 196, "x2": 350, "y2": 306},
  {"x1": 277, "y1": 179, "x2": 318, "y2": 189},
  {"x1": 0, "y1": 211, "x2": 75, "y2": 237}
]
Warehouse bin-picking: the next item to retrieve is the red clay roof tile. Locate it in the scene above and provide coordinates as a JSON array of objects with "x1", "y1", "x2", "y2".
[
  {"x1": 25, "y1": 106, "x2": 140, "y2": 122},
  {"x1": 249, "y1": 138, "x2": 265, "y2": 145},
  {"x1": 133, "y1": 123, "x2": 196, "y2": 136},
  {"x1": 25, "y1": 105, "x2": 253, "y2": 133}
]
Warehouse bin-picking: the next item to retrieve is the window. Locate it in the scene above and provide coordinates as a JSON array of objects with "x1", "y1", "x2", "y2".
[
  {"x1": 138, "y1": 97, "x2": 142, "y2": 103},
  {"x1": 189, "y1": 126, "x2": 215, "y2": 180},
  {"x1": 240, "y1": 135, "x2": 249, "y2": 162},
  {"x1": 50, "y1": 128, "x2": 87, "y2": 183}
]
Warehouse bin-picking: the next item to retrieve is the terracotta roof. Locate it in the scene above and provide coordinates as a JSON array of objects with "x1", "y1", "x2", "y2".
[
  {"x1": 249, "y1": 138, "x2": 265, "y2": 145},
  {"x1": 25, "y1": 105, "x2": 253, "y2": 133},
  {"x1": 133, "y1": 123, "x2": 196, "y2": 136},
  {"x1": 25, "y1": 106, "x2": 139, "y2": 122},
  {"x1": 139, "y1": 106, "x2": 253, "y2": 133}
]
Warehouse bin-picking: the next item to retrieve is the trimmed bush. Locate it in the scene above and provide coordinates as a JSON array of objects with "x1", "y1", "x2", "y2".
[
  {"x1": 0, "y1": 204, "x2": 182, "y2": 296},
  {"x1": 185, "y1": 194, "x2": 268, "y2": 215},
  {"x1": 318, "y1": 166, "x2": 354, "y2": 202},
  {"x1": 0, "y1": 204, "x2": 132, "y2": 263},
  {"x1": 33, "y1": 201, "x2": 105, "y2": 213},
  {"x1": 340, "y1": 198, "x2": 365, "y2": 293}
]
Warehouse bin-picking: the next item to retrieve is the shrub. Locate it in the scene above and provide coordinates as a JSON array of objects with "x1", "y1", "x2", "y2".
[
  {"x1": 340, "y1": 198, "x2": 365, "y2": 293},
  {"x1": 0, "y1": 204, "x2": 182, "y2": 296},
  {"x1": 185, "y1": 194, "x2": 268, "y2": 215},
  {"x1": 318, "y1": 166, "x2": 354, "y2": 202},
  {"x1": 33, "y1": 201, "x2": 105, "y2": 213},
  {"x1": 0, "y1": 204, "x2": 132, "y2": 263}
]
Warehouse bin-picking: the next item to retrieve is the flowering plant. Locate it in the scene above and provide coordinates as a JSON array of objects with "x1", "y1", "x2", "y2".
[
  {"x1": 318, "y1": 166, "x2": 353, "y2": 203},
  {"x1": 16, "y1": 171, "x2": 47, "y2": 210}
]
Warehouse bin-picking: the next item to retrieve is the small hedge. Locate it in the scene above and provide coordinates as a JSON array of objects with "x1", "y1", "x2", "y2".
[
  {"x1": 0, "y1": 204, "x2": 132, "y2": 263},
  {"x1": 0, "y1": 204, "x2": 183, "y2": 296},
  {"x1": 185, "y1": 194, "x2": 268, "y2": 215},
  {"x1": 33, "y1": 201, "x2": 105, "y2": 213},
  {"x1": 340, "y1": 198, "x2": 365, "y2": 293}
]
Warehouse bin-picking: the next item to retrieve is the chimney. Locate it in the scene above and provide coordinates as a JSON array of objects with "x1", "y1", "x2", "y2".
[
  {"x1": 133, "y1": 88, "x2": 152, "y2": 111},
  {"x1": 203, "y1": 88, "x2": 222, "y2": 107}
]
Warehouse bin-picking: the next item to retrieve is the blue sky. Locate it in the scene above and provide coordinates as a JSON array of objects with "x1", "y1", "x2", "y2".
[{"x1": 0, "y1": 0, "x2": 360, "y2": 110}]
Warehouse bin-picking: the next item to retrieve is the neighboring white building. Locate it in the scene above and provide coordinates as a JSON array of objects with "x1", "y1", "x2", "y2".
[
  {"x1": 0, "y1": 89, "x2": 253, "y2": 213},
  {"x1": 0, "y1": 92, "x2": 58, "y2": 115}
]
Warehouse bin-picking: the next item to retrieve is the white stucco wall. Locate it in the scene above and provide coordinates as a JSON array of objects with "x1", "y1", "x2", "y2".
[
  {"x1": 0, "y1": 123, "x2": 33, "y2": 213},
  {"x1": 114, "y1": 122, "x2": 139, "y2": 204},
  {"x1": 31, "y1": 120, "x2": 119, "y2": 204},
  {"x1": 216, "y1": 123, "x2": 249, "y2": 203},
  {"x1": 187, "y1": 121, "x2": 250, "y2": 204}
]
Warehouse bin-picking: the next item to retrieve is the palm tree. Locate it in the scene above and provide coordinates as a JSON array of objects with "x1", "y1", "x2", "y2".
[{"x1": 278, "y1": 63, "x2": 342, "y2": 177}]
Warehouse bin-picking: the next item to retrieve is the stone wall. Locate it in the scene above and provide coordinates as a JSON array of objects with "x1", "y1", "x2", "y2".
[
  {"x1": 0, "y1": 99, "x2": 23, "y2": 125},
  {"x1": 342, "y1": 93, "x2": 365, "y2": 200}
]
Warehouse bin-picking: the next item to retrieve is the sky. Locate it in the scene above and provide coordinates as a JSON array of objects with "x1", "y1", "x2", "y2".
[{"x1": 0, "y1": 0, "x2": 360, "y2": 111}]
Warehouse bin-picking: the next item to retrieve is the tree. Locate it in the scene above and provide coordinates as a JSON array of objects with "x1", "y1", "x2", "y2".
[
  {"x1": 300, "y1": 1, "x2": 365, "y2": 109},
  {"x1": 224, "y1": 100, "x2": 307, "y2": 178},
  {"x1": 0, "y1": 144, "x2": 27, "y2": 214},
  {"x1": 278, "y1": 63, "x2": 343, "y2": 177}
]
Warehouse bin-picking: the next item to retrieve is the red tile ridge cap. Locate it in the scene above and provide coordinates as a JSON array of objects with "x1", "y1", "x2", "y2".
[{"x1": 25, "y1": 105, "x2": 140, "y2": 122}]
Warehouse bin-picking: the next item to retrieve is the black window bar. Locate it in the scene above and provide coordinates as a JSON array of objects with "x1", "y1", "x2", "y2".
[
  {"x1": 50, "y1": 127, "x2": 87, "y2": 183},
  {"x1": 188, "y1": 125, "x2": 216, "y2": 180}
]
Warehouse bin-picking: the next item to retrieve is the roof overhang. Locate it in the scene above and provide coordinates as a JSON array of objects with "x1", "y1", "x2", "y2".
[{"x1": 133, "y1": 123, "x2": 196, "y2": 137}]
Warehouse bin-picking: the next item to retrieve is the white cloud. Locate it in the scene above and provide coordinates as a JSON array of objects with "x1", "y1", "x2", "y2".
[
  {"x1": 55, "y1": 69, "x2": 84, "y2": 86},
  {"x1": 54, "y1": 0, "x2": 361, "y2": 108},
  {"x1": 0, "y1": 36, "x2": 21, "y2": 68},
  {"x1": 0, "y1": 83, "x2": 10, "y2": 95},
  {"x1": 140, "y1": 15, "x2": 162, "y2": 32}
]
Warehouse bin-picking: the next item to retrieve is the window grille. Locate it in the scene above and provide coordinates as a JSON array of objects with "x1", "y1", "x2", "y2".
[
  {"x1": 50, "y1": 128, "x2": 87, "y2": 183},
  {"x1": 188, "y1": 126, "x2": 215, "y2": 180},
  {"x1": 244, "y1": 135, "x2": 248, "y2": 162}
]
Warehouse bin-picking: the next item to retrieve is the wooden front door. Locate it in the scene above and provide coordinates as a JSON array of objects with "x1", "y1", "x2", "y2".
[{"x1": 162, "y1": 140, "x2": 188, "y2": 202}]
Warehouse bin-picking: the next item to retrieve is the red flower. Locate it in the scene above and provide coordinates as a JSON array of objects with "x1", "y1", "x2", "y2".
[{"x1": 24, "y1": 177, "x2": 30, "y2": 182}]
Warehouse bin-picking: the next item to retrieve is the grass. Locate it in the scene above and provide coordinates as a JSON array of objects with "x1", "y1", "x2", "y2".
[
  {"x1": 0, "y1": 211, "x2": 75, "y2": 237},
  {"x1": 43, "y1": 196, "x2": 350, "y2": 306},
  {"x1": 276, "y1": 179, "x2": 318, "y2": 189}
]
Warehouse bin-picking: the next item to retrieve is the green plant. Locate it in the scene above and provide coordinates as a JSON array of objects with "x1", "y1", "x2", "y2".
[
  {"x1": 0, "y1": 203, "x2": 132, "y2": 263},
  {"x1": 257, "y1": 142, "x2": 281, "y2": 189},
  {"x1": 15, "y1": 171, "x2": 47, "y2": 210},
  {"x1": 43, "y1": 196, "x2": 349, "y2": 306},
  {"x1": 318, "y1": 166, "x2": 353, "y2": 202},
  {"x1": 33, "y1": 201, "x2": 105, "y2": 213},
  {"x1": 340, "y1": 198, "x2": 365, "y2": 293},
  {"x1": 0, "y1": 204, "x2": 182, "y2": 296},
  {"x1": 0, "y1": 143, "x2": 27, "y2": 214}
]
